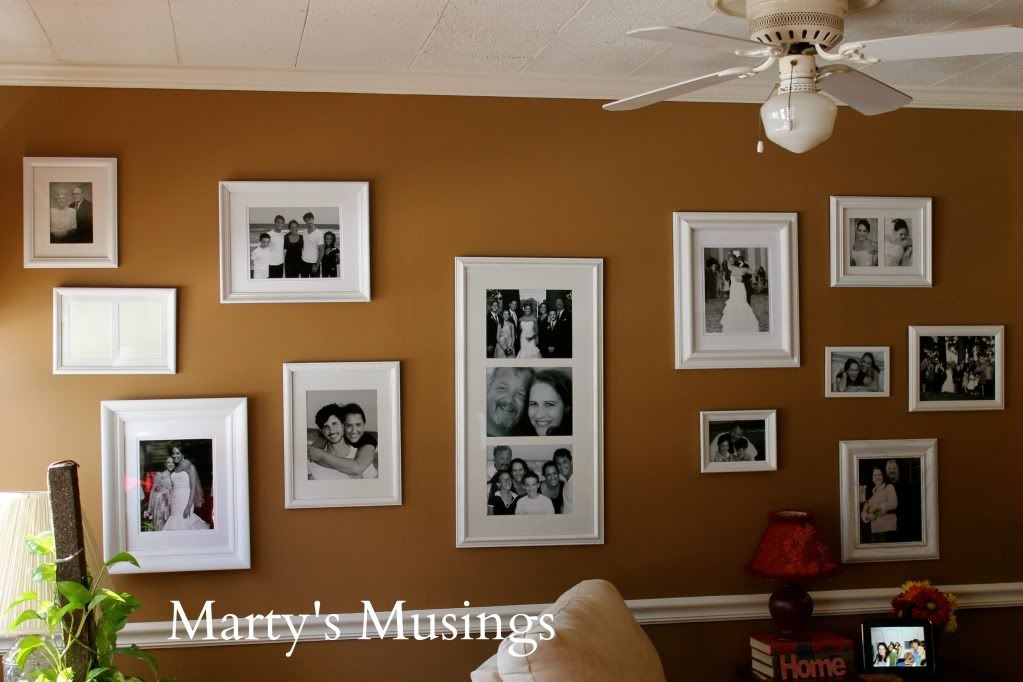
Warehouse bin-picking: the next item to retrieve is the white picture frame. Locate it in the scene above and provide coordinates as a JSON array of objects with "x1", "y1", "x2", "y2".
[
  {"x1": 100, "y1": 397, "x2": 250, "y2": 574},
  {"x1": 455, "y1": 257, "x2": 603, "y2": 548},
  {"x1": 830, "y1": 196, "x2": 932, "y2": 287},
  {"x1": 218, "y1": 181, "x2": 370, "y2": 303},
  {"x1": 674, "y1": 212, "x2": 800, "y2": 369},
  {"x1": 283, "y1": 361, "x2": 402, "y2": 509},
  {"x1": 839, "y1": 439, "x2": 939, "y2": 563},
  {"x1": 700, "y1": 409, "x2": 777, "y2": 473},
  {"x1": 53, "y1": 288, "x2": 176, "y2": 375},
  {"x1": 908, "y1": 325, "x2": 1004, "y2": 412},
  {"x1": 24, "y1": 157, "x2": 118, "y2": 268},
  {"x1": 824, "y1": 346, "x2": 891, "y2": 398}
]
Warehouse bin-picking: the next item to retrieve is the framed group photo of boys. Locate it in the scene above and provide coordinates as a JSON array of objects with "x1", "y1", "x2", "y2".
[
  {"x1": 674, "y1": 212, "x2": 800, "y2": 369},
  {"x1": 283, "y1": 361, "x2": 402, "y2": 509},
  {"x1": 839, "y1": 439, "x2": 938, "y2": 563},
  {"x1": 24, "y1": 157, "x2": 118, "y2": 268},
  {"x1": 219, "y1": 181, "x2": 370, "y2": 303},
  {"x1": 830, "y1": 196, "x2": 932, "y2": 287},
  {"x1": 100, "y1": 397, "x2": 250, "y2": 573},
  {"x1": 909, "y1": 326, "x2": 1004, "y2": 412},
  {"x1": 455, "y1": 257, "x2": 603, "y2": 548}
]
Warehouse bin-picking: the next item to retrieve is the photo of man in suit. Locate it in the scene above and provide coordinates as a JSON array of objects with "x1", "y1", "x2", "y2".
[
  {"x1": 70, "y1": 184, "x2": 93, "y2": 243},
  {"x1": 486, "y1": 299, "x2": 502, "y2": 358}
]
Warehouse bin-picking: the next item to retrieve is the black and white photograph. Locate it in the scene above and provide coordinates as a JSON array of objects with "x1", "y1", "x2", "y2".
[
  {"x1": 485, "y1": 367, "x2": 572, "y2": 437},
  {"x1": 485, "y1": 445, "x2": 574, "y2": 516},
  {"x1": 101, "y1": 397, "x2": 250, "y2": 573},
  {"x1": 304, "y1": 389, "x2": 380, "y2": 481},
  {"x1": 24, "y1": 157, "x2": 117, "y2": 268},
  {"x1": 456, "y1": 257, "x2": 601, "y2": 547},
  {"x1": 856, "y1": 456, "x2": 923, "y2": 546},
  {"x1": 700, "y1": 410, "x2": 777, "y2": 473},
  {"x1": 284, "y1": 362, "x2": 401, "y2": 509},
  {"x1": 48, "y1": 182, "x2": 93, "y2": 244},
  {"x1": 840, "y1": 439, "x2": 938, "y2": 563},
  {"x1": 247, "y1": 206, "x2": 341, "y2": 279},
  {"x1": 825, "y1": 346, "x2": 890, "y2": 397},
  {"x1": 848, "y1": 217, "x2": 879, "y2": 267},
  {"x1": 219, "y1": 181, "x2": 369, "y2": 302},
  {"x1": 139, "y1": 439, "x2": 214, "y2": 532},
  {"x1": 909, "y1": 326, "x2": 1004, "y2": 412},
  {"x1": 702, "y1": 247, "x2": 770, "y2": 334},
  {"x1": 830, "y1": 196, "x2": 932, "y2": 287},
  {"x1": 484, "y1": 288, "x2": 572, "y2": 358},
  {"x1": 675, "y1": 213, "x2": 799, "y2": 369}
]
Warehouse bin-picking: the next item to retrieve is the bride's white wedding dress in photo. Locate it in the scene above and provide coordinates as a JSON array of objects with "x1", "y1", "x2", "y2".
[
  {"x1": 517, "y1": 320, "x2": 542, "y2": 359},
  {"x1": 161, "y1": 470, "x2": 210, "y2": 531},
  {"x1": 719, "y1": 274, "x2": 761, "y2": 334}
]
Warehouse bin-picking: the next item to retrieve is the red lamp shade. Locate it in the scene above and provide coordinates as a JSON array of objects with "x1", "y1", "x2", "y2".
[{"x1": 747, "y1": 510, "x2": 839, "y2": 581}]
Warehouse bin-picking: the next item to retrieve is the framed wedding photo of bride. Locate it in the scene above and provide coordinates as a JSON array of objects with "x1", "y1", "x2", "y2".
[
  {"x1": 830, "y1": 196, "x2": 932, "y2": 287},
  {"x1": 455, "y1": 257, "x2": 603, "y2": 548},
  {"x1": 283, "y1": 361, "x2": 402, "y2": 509},
  {"x1": 700, "y1": 409, "x2": 777, "y2": 474},
  {"x1": 674, "y1": 212, "x2": 800, "y2": 369},
  {"x1": 100, "y1": 397, "x2": 250, "y2": 574},
  {"x1": 908, "y1": 325, "x2": 1004, "y2": 412}
]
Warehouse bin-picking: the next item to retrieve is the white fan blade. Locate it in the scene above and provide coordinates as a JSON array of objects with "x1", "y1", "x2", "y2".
[
  {"x1": 818, "y1": 68, "x2": 912, "y2": 115},
  {"x1": 851, "y1": 25, "x2": 1023, "y2": 62},
  {"x1": 603, "y1": 69, "x2": 747, "y2": 111},
  {"x1": 628, "y1": 26, "x2": 777, "y2": 55}
]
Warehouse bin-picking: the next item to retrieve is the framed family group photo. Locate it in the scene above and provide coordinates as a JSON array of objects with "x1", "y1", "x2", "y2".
[
  {"x1": 283, "y1": 361, "x2": 402, "y2": 509},
  {"x1": 699, "y1": 409, "x2": 777, "y2": 473},
  {"x1": 909, "y1": 325, "x2": 1004, "y2": 412},
  {"x1": 830, "y1": 196, "x2": 932, "y2": 287},
  {"x1": 100, "y1": 397, "x2": 250, "y2": 573},
  {"x1": 825, "y1": 346, "x2": 890, "y2": 398},
  {"x1": 23, "y1": 157, "x2": 118, "y2": 268},
  {"x1": 674, "y1": 212, "x2": 800, "y2": 369},
  {"x1": 219, "y1": 181, "x2": 370, "y2": 303},
  {"x1": 839, "y1": 439, "x2": 938, "y2": 563},
  {"x1": 455, "y1": 257, "x2": 603, "y2": 548}
]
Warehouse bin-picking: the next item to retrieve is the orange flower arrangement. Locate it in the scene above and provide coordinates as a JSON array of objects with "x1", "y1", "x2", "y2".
[{"x1": 892, "y1": 580, "x2": 958, "y2": 633}]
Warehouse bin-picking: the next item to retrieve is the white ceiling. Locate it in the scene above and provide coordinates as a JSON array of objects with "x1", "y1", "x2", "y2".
[{"x1": 0, "y1": 0, "x2": 1021, "y2": 108}]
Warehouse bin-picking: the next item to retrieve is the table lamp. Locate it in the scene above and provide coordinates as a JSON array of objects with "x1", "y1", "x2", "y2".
[{"x1": 746, "y1": 510, "x2": 838, "y2": 635}]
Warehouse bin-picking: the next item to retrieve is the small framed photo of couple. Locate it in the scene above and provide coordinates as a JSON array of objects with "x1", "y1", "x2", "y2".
[
  {"x1": 455, "y1": 257, "x2": 603, "y2": 548},
  {"x1": 909, "y1": 325, "x2": 1004, "y2": 412},
  {"x1": 674, "y1": 212, "x2": 799, "y2": 369},
  {"x1": 839, "y1": 439, "x2": 938, "y2": 563},
  {"x1": 23, "y1": 157, "x2": 117, "y2": 268},
  {"x1": 283, "y1": 361, "x2": 402, "y2": 508},
  {"x1": 830, "y1": 196, "x2": 932, "y2": 287},
  {"x1": 824, "y1": 347, "x2": 890, "y2": 398},
  {"x1": 100, "y1": 397, "x2": 250, "y2": 573},
  {"x1": 219, "y1": 181, "x2": 370, "y2": 303},
  {"x1": 700, "y1": 410, "x2": 777, "y2": 473}
]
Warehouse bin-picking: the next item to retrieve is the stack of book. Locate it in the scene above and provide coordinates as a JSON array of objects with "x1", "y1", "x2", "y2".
[{"x1": 750, "y1": 631, "x2": 855, "y2": 680}]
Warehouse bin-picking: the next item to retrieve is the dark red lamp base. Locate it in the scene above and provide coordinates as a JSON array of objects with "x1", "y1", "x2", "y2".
[{"x1": 768, "y1": 582, "x2": 814, "y2": 635}]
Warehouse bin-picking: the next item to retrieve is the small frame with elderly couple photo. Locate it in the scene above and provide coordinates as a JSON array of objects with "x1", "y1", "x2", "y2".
[
  {"x1": 699, "y1": 409, "x2": 777, "y2": 473},
  {"x1": 830, "y1": 196, "x2": 932, "y2": 287},
  {"x1": 825, "y1": 346, "x2": 890, "y2": 398},
  {"x1": 455, "y1": 257, "x2": 603, "y2": 548}
]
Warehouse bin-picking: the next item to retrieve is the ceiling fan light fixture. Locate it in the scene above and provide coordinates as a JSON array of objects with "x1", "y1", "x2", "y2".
[{"x1": 760, "y1": 88, "x2": 837, "y2": 153}]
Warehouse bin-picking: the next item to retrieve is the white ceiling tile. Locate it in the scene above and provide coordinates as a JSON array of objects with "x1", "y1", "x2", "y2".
[
  {"x1": 28, "y1": 0, "x2": 176, "y2": 64},
  {"x1": 843, "y1": 1, "x2": 995, "y2": 41},
  {"x1": 412, "y1": 0, "x2": 589, "y2": 73},
  {"x1": 298, "y1": 0, "x2": 447, "y2": 70},
  {"x1": 524, "y1": 43, "x2": 663, "y2": 76},
  {"x1": 0, "y1": 0, "x2": 54, "y2": 62},
  {"x1": 171, "y1": 0, "x2": 307, "y2": 67}
]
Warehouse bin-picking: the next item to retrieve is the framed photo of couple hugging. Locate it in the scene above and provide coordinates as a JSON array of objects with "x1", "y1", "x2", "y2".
[
  {"x1": 674, "y1": 212, "x2": 800, "y2": 369},
  {"x1": 830, "y1": 196, "x2": 932, "y2": 287},
  {"x1": 455, "y1": 257, "x2": 603, "y2": 548}
]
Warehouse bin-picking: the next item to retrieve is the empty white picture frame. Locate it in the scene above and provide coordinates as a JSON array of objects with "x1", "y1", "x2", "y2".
[{"x1": 53, "y1": 288, "x2": 176, "y2": 374}]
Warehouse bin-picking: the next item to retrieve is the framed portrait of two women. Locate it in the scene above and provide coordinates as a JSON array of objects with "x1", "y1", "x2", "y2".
[
  {"x1": 830, "y1": 196, "x2": 932, "y2": 287},
  {"x1": 455, "y1": 257, "x2": 603, "y2": 547}
]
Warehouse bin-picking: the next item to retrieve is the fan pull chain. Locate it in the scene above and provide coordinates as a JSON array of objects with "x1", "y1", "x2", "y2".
[{"x1": 784, "y1": 58, "x2": 795, "y2": 132}]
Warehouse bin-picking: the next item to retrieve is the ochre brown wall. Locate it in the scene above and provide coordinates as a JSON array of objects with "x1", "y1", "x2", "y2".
[{"x1": 0, "y1": 87, "x2": 1020, "y2": 681}]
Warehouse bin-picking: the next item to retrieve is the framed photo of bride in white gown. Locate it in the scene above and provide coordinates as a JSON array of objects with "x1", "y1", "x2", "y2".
[
  {"x1": 455, "y1": 257, "x2": 603, "y2": 548},
  {"x1": 830, "y1": 196, "x2": 932, "y2": 287},
  {"x1": 100, "y1": 397, "x2": 250, "y2": 574},
  {"x1": 674, "y1": 213, "x2": 800, "y2": 369}
]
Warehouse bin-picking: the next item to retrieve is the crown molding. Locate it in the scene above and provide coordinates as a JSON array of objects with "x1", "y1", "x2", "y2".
[
  {"x1": 0, "y1": 62, "x2": 1021, "y2": 110},
  {"x1": 3, "y1": 581, "x2": 1020, "y2": 651}
]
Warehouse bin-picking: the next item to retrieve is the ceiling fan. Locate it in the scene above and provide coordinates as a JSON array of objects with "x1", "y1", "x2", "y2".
[{"x1": 603, "y1": 0, "x2": 1023, "y2": 153}]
